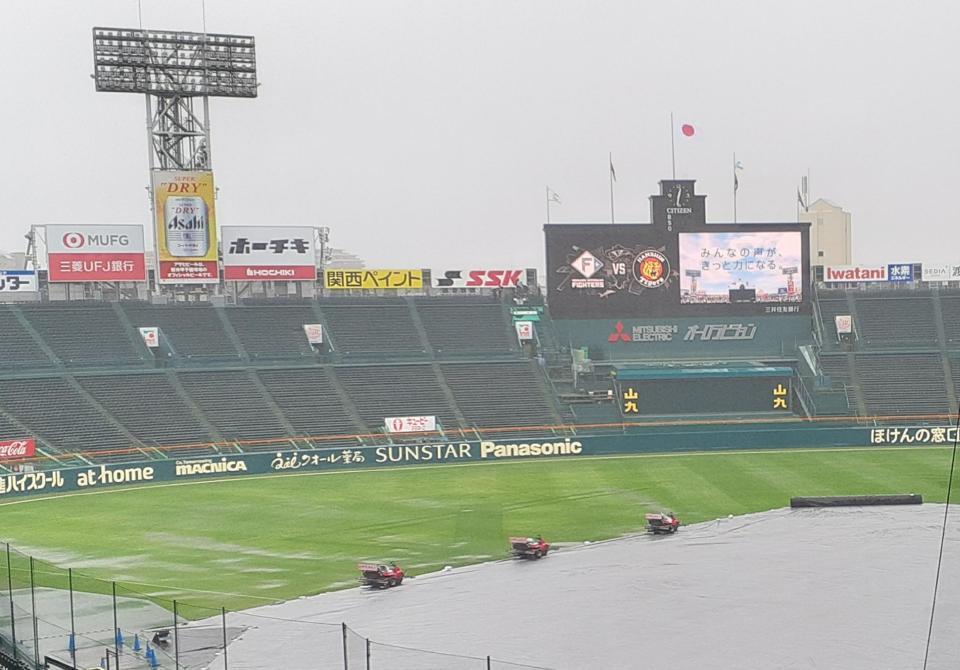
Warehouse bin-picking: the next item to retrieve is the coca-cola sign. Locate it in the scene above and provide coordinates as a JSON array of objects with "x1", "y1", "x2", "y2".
[{"x1": 0, "y1": 438, "x2": 36, "y2": 460}]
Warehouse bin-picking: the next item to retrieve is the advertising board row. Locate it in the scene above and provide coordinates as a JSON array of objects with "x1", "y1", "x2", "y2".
[
  {"x1": 822, "y1": 263, "x2": 960, "y2": 283},
  {"x1": 0, "y1": 425, "x2": 949, "y2": 500},
  {"x1": 40, "y1": 218, "x2": 525, "y2": 290}
]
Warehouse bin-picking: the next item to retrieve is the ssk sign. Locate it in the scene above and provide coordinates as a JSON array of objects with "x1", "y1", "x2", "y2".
[
  {"x1": 432, "y1": 269, "x2": 526, "y2": 288},
  {"x1": 46, "y1": 224, "x2": 147, "y2": 282},
  {"x1": 0, "y1": 439, "x2": 36, "y2": 460},
  {"x1": 222, "y1": 226, "x2": 317, "y2": 281}
]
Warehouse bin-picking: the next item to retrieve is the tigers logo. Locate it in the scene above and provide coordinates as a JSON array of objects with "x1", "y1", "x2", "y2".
[{"x1": 633, "y1": 250, "x2": 670, "y2": 289}]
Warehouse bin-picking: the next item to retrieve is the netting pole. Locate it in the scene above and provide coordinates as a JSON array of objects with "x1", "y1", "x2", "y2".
[
  {"x1": 221, "y1": 607, "x2": 228, "y2": 670},
  {"x1": 173, "y1": 599, "x2": 181, "y2": 670},
  {"x1": 29, "y1": 557, "x2": 39, "y2": 668},
  {"x1": 365, "y1": 637, "x2": 370, "y2": 670},
  {"x1": 487, "y1": 655, "x2": 491, "y2": 670},
  {"x1": 68, "y1": 569, "x2": 77, "y2": 668},
  {"x1": 112, "y1": 581, "x2": 120, "y2": 661},
  {"x1": 5, "y1": 544, "x2": 16, "y2": 663},
  {"x1": 341, "y1": 622, "x2": 348, "y2": 670}
]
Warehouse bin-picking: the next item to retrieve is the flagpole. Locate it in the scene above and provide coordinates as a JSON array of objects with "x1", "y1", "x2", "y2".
[
  {"x1": 609, "y1": 152, "x2": 616, "y2": 224},
  {"x1": 545, "y1": 186, "x2": 550, "y2": 225},
  {"x1": 670, "y1": 112, "x2": 676, "y2": 179},
  {"x1": 733, "y1": 153, "x2": 738, "y2": 223}
]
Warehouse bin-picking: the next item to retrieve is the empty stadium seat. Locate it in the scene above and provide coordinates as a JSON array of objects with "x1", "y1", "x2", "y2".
[
  {"x1": 0, "y1": 377, "x2": 135, "y2": 458},
  {"x1": 0, "y1": 305, "x2": 52, "y2": 369},
  {"x1": 225, "y1": 306, "x2": 319, "y2": 361},
  {"x1": 19, "y1": 305, "x2": 145, "y2": 367},
  {"x1": 319, "y1": 302, "x2": 425, "y2": 356},
  {"x1": 77, "y1": 373, "x2": 217, "y2": 449},
  {"x1": 124, "y1": 304, "x2": 241, "y2": 362},
  {"x1": 441, "y1": 361, "x2": 558, "y2": 429},
  {"x1": 853, "y1": 296, "x2": 938, "y2": 348},
  {"x1": 332, "y1": 364, "x2": 458, "y2": 432},
  {"x1": 854, "y1": 353, "x2": 950, "y2": 416},
  {"x1": 415, "y1": 300, "x2": 518, "y2": 357},
  {"x1": 177, "y1": 370, "x2": 292, "y2": 444},
  {"x1": 257, "y1": 367, "x2": 361, "y2": 445},
  {"x1": 940, "y1": 297, "x2": 960, "y2": 344}
]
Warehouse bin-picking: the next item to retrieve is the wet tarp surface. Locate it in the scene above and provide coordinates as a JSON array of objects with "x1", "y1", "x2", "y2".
[{"x1": 206, "y1": 505, "x2": 960, "y2": 670}]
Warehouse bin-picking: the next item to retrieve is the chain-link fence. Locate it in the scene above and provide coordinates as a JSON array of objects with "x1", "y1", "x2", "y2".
[{"x1": 0, "y1": 543, "x2": 551, "y2": 670}]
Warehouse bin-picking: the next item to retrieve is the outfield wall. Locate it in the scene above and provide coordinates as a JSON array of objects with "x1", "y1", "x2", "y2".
[{"x1": 1, "y1": 423, "x2": 953, "y2": 500}]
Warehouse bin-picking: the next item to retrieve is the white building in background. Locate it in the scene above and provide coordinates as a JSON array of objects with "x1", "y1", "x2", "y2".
[
  {"x1": 0, "y1": 252, "x2": 26, "y2": 269},
  {"x1": 800, "y1": 199, "x2": 852, "y2": 266},
  {"x1": 325, "y1": 248, "x2": 366, "y2": 269}
]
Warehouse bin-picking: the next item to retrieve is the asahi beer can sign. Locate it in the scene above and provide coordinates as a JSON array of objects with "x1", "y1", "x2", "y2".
[
  {"x1": 152, "y1": 171, "x2": 220, "y2": 284},
  {"x1": 164, "y1": 197, "x2": 209, "y2": 257}
]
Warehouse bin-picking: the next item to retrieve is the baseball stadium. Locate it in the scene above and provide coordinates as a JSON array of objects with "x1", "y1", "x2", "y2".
[{"x1": 2, "y1": 15, "x2": 960, "y2": 670}]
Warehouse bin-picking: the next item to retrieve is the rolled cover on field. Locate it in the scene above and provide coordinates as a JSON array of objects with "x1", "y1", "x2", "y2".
[{"x1": 791, "y1": 494, "x2": 923, "y2": 508}]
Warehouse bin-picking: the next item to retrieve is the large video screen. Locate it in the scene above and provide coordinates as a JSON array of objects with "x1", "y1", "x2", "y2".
[
  {"x1": 679, "y1": 231, "x2": 803, "y2": 305},
  {"x1": 546, "y1": 224, "x2": 809, "y2": 319}
]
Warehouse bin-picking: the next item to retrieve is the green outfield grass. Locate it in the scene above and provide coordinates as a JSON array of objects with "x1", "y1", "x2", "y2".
[{"x1": 0, "y1": 446, "x2": 953, "y2": 612}]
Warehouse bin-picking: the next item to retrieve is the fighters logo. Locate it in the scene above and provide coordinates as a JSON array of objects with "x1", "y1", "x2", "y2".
[{"x1": 633, "y1": 250, "x2": 670, "y2": 289}]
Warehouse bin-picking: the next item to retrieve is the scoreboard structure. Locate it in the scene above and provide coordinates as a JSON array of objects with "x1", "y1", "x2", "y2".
[
  {"x1": 615, "y1": 366, "x2": 793, "y2": 417},
  {"x1": 545, "y1": 180, "x2": 811, "y2": 320}
]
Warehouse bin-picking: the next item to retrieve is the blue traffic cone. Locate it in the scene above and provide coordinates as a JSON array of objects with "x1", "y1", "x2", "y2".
[
  {"x1": 148, "y1": 647, "x2": 160, "y2": 669},
  {"x1": 67, "y1": 632, "x2": 76, "y2": 653},
  {"x1": 133, "y1": 633, "x2": 142, "y2": 652},
  {"x1": 115, "y1": 628, "x2": 124, "y2": 647}
]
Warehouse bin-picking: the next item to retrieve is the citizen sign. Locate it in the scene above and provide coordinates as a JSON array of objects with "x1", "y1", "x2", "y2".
[{"x1": 0, "y1": 439, "x2": 36, "y2": 460}]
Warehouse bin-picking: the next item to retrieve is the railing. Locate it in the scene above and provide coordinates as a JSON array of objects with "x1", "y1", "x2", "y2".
[{"x1": 0, "y1": 543, "x2": 551, "y2": 670}]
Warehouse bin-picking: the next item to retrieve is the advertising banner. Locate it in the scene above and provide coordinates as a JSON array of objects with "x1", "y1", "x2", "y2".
[
  {"x1": 886, "y1": 263, "x2": 914, "y2": 282},
  {"x1": 514, "y1": 321, "x2": 534, "y2": 341},
  {"x1": 0, "y1": 424, "x2": 949, "y2": 499},
  {"x1": 0, "y1": 438, "x2": 36, "y2": 460},
  {"x1": 678, "y1": 231, "x2": 803, "y2": 305},
  {"x1": 432, "y1": 269, "x2": 526, "y2": 288},
  {"x1": 0, "y1": 269, "x2": 37, "y2": 293},
  {"x1": 139, "y1": 327, "x2": 159, "y2": 348},
  {"x1": 546, "y1": 224, "x2": 809, "y2": 319},
  {"x1": 823, "y1": 264, "x2": 915, "y2": 283},
  {"x1": 921, "y1": 264, "x2": 960, "y2": 283},
  {"x1": 303, "y1": 324, "x2": 323, "y2": 345},
  {"x1": 46, "y1": 224, "x2": 147, "y2": 282},
  {"x1": 222, "y1": 226, "x2": 317, "y2": 281},
  {"x1": 324, "y1": 269, "x2": 423, "y2": 290},
  {"x1": 822, "y1": 265, "x2": 880, "y2": 282},
  {"x1": 152, "y1": 171, "x2": 219, "y2": 284},
  {"x1": 384, "y1": 416, "x2": 437, "y2": 433}
]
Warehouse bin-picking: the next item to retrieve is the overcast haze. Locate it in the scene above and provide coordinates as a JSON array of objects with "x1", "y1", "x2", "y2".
[{"x1": 1, "y1": 1, "x2": 957, "y2": 269}]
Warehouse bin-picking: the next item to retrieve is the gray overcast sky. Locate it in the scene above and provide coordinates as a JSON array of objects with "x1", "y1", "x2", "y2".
[{"x1": 1, "y1": 0, "x2": 957, "y2": 269}]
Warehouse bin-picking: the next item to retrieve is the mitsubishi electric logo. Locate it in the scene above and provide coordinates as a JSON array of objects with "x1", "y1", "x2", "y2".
[{"x1": 608, "y1": 321, "x2": 631, "y2": 342}]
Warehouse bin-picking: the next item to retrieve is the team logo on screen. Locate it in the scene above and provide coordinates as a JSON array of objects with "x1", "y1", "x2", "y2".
[
  {"x1": 633, "y1": 250, "x2": 669, "y2": 288},
  {"x1": 556, "y1": 243, "x2": 676, "y2": 297}
]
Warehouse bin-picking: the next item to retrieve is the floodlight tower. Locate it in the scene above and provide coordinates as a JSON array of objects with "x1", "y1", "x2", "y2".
[
  {"x1": 92, "y1": 27, "x2": 258, "y2": 171},
  {"x1": 92, "y1": 27, "x2": 257, "y2": 289},
  {"x1": 782, "y1": 266, "x2": 798, "y2": 296}
]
